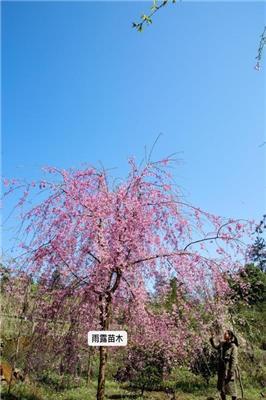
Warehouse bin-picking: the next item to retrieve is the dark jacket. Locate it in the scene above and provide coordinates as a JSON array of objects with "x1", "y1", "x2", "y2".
[{"x1": 210, "y1": 337, "x2": 238, "y2": 396}]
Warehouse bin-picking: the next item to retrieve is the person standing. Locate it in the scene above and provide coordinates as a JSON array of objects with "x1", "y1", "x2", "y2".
[{"x1": 210, "y1": 329, "x2": 239, "y2": 400}]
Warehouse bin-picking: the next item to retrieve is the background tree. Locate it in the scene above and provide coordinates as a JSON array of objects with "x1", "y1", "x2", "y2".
[
  {"x1": 227, "y1": 216, "x2": 266, "y2": 354},
  {"x1": 248, "y1": 215, "x2": 266, "y2": 272}
]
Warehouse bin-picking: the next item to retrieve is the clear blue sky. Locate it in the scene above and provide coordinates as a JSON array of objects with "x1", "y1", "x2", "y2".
[{"x1": 2, "y1": 1, "x2": 265, "y2": 232}]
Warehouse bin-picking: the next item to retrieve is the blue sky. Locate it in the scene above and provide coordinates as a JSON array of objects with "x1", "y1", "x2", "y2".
[{"x1": 2, "y1": 1, "x2": 265, "y2": 237}]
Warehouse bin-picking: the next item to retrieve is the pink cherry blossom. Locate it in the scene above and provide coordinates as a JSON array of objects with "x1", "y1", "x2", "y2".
[{"x1": 3, "y1": 158, "x2": 253, "y2": 399}]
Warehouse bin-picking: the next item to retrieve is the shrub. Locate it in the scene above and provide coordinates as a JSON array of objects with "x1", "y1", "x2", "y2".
[
  {"x1": 114, "y1": 345, "x2": 171, "y2": 395},
  {"x1": 190, "y1": 347, "x2": 218, "y2": 385}
]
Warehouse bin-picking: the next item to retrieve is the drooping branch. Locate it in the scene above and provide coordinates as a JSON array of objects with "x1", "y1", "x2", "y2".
[
  {"x1": 130, "y1": 251, "x2": 191, "y2": 266},
  {"x1": 183, "y1": 234, "x2": 244, "y2": 252},
  {"x1": 132, "y1": 0, "x2": 176, "y2": 32},
  {"x1": 86, "y1": 251, "x2": 101, "y2": 264},
  {"x1": 255, "y1": 26, "x2": 266, "y2": 70},
  {"x1": 121, "y1": 275, "x2": 136, "y2": 300}
]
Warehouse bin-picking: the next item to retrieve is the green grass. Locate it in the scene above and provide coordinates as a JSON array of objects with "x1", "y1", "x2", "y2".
[{"x1": 1, "y1": 378, "x2": 264, "y2": 400}]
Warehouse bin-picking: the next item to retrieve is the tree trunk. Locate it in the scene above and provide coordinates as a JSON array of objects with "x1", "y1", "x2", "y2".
[
  {"x1": 96, "y1": 293, "x2": 112, "y2": 400},
  {"x1": 97, "y1": 345, "x2": 108, "y2": 400},
  {"x1": 96, "y1": 268, "x2": 121, "y2": 400},
  {"x1": 87, "y1": 348, "x2": 93, "y2": 384}
]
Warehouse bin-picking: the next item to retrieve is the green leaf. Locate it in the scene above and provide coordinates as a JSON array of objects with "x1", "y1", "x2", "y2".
[{"x1": 152, "y1": 0, "x2": 158, "y2": 10}]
